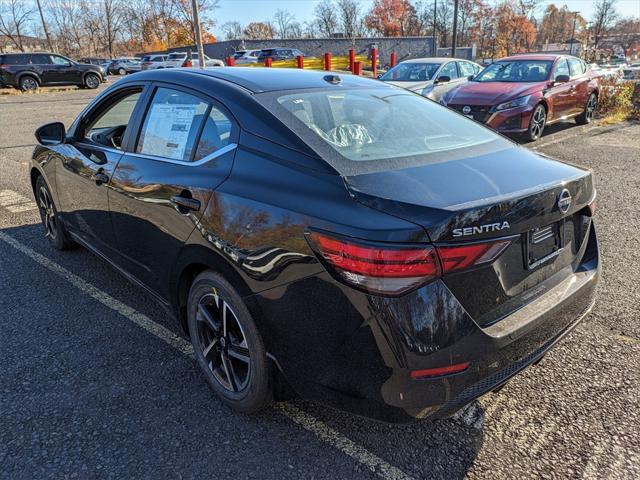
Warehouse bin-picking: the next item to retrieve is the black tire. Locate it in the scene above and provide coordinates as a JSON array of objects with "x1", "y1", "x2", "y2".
[
  {"x1": 84, "y1": 73, "x2": 100, "y2": 89},
  {"x1": 187, "y1": 271, "x2": 273, "y2": 413},
  {"x1": 19, "y1": 75, "x2": 39, "y2": 92},
  {"x1": 576, "y1": 93, "x2": 597, "y2": 125},
  {"x1": 523, "y1": 103, "x2": 546, "y2": 142},
  {"x1": 117, "y1": 67, "x2": 126, "y2": 75},
  {"x1": 35, "y1": 176, "x2": 76, "y2": 250}
]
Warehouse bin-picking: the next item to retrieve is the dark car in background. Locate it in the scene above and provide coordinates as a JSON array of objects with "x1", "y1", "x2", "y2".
[
  {"x1": 257, "y1": 48, "x2": 304, "y2": 62},
  {"x1": 0, "y1": 52, "x2": 106, "y2": 91},
  {"x1": 442, "y1": 54, "x2": 600, "y2": 141},
  {"x1": 30, "y1": 68, "x2": 599, "y2": 422}
]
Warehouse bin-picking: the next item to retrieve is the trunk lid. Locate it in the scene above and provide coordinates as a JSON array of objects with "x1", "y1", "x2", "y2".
[{"x1": 345, "y1": 146, "x2": 595, "y2": 325}]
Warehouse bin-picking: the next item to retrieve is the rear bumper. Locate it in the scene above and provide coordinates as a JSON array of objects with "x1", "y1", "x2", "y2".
[{"x1": 250, "y1": 223, "x2": 600, "y2": 423}]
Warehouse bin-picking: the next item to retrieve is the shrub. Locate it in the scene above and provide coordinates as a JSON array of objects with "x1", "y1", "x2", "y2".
[{"x1": 597, "y1": 77, "x2": 640, "y2": 123}]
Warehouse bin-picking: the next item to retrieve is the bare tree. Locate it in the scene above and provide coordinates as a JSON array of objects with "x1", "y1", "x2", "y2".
[
  {"x1": 101, "y1": 0, "x2": 125, "y2": 57},
  {"x1": 336, "y1": 0, "x2": 362, "y2": 38},
  {"x1": 273, "y1": 9, "x2": 296, "y2": 38},
  {"x1": 221, "y1": 21, "x2": 244, "y2": 40},
  {"x1": 174, "y1": 0, "x2": 220, "y2": 44},
  {"x1": 0, "y1": 0, "x2": 35, "y2": 52},
  {"x1": 592, "y1": 0, "x2": 618, "y2": 49},
  {"x1": 314, "y1": 0, "x2": 338, "y2": 38}
]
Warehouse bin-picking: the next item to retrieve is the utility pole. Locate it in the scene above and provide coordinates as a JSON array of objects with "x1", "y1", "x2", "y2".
[
  {"x1": 432, "y1": 0, "x2": 437, "y2": 56},
  {"x1": 451, "y1": 0, "x2": 459, "y2": 58},
  {"x1": 569, "y1": 12, "x2": 578, "y2": 56},
  {"x1": 191, "y1": 0, "x2": 206, "y2": 69},
  {"x1": 35, "y1": 0, "x2": 53, "y2": 52}
]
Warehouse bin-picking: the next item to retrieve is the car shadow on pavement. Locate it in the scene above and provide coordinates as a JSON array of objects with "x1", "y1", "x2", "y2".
[{"x1": 1, "y1": 223, "x2": 484, "y2": 479}]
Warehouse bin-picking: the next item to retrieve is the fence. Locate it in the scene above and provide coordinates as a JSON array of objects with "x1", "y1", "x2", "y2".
[{"x1": 224, "y1": 48, "x2": 399, "y2": 77}]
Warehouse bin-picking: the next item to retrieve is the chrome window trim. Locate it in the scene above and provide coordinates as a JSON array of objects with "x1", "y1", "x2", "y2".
[{"x1": 128, "y1": 142, "x2": 237, "y2": 166}]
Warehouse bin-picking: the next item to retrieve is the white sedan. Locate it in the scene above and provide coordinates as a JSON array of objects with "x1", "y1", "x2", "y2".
[{"x1": 380, "y1": 57, "x2": 483, "y2": 101}]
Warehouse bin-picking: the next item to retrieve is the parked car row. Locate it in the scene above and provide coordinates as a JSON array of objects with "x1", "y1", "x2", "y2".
[
  {"x1": 382, "y1": 53, "x2": 601, "y2": 142},
  {"x1": 231, "y1": 47, "x2": 306, "y2": 64}
]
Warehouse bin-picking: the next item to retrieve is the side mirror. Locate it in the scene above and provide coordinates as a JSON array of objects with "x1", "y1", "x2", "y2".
[
  {"x1": 376, "y1": 73, "x2": 382, "y2": 79},
  {"x1": 555, "y1": 74, "x2": 570, "y2": 83},
  {"x1": 467, "y1": 75, "x2": 475, "y2": 81},
  {"x1": 35, "y1": 122, "x2": 66, "y2": 146},
  {"x1": 435, "y1": 75, "x2": 451, "y2": 84}
]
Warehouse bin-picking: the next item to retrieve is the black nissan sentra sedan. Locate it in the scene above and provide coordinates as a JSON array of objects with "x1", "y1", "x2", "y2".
[{"x1": 30, "y1": 68, "x2": 599, "y2": 422}]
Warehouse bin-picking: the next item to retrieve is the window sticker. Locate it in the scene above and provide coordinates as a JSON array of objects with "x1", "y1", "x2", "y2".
[{"x1": 141, "y1": 104, "x2": 197, "y2": 160}]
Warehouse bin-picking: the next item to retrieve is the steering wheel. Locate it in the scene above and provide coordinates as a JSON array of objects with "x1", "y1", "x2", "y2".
[{"x1": 91, "y1": 125, "x2": 126, "y2": 148}]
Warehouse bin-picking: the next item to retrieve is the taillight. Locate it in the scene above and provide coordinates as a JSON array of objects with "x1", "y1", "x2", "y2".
[
  {"x1": 307, "y1": 232, "x2": 440, "y2": 295},
  {"x1": 437, "y1": 240, "x2": 511, "y2": 274},
  {"x1": 307, "y1": 231, "x2": 511, "y2": 296}
]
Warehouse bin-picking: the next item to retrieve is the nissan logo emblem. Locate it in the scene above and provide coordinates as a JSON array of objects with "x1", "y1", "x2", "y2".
[
  {"x1": 558, "y1": 188, "x2": 572, "y2": 213},
  {"x1": 462, "y1": 106, "x2": 472, "y2": 114}
]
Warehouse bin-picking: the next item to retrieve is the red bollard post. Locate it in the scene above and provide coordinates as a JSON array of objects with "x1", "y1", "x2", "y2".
[
  {"x1": 226, "y1": 56, "x2": 235, "y2": 66},
  {"x1": 348, "y1": 48, "x2": 355, "y2": 73},
  {"x1": 353, "y1": 61, "x2": 363, "y2": 76},
  {"x1": 390, "y1": 51, "x2": 397, "y2": 68},
  {"x1": 371, "y1": 47, "x2": 377, "y2": 77},
  {"x1": 296, "y1": 55, "x2": 304, "y2": 69},
  {"x1": 265, "y1": 57, "x2": 272, "y2": 67},
  {"x1": 324, "y1": 52, "x2": 332, "y2": 71}
]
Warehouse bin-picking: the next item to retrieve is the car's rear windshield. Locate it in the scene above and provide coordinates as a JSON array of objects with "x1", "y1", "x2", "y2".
[
  {"x1": 167, "y1": 53, "x2": 185, "y2": 60},
  {"x1": 380, "y1": 63, "x2": 441, "y2": 82},
  {"x1": 475, "y1": 60, "x2": 553, "y2": 82},
  {"x1": 256, "y1": 86, "x2": 509, "y2": 175}
]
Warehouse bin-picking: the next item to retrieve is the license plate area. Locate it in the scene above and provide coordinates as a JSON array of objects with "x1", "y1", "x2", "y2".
[{"x1": 525, "y1": 222, "x2": 562, "y2": 269}]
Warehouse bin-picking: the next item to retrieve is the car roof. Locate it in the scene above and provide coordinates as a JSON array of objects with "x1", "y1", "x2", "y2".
[
  {"x1": 168, "y1": 67, "x2": 382, "y2": 93},
  {"x1": 401, "y1": 57, "x2": 469, "y2": 63},
  {"x1": 499, "y1": 54, "x2": 562, "y2": 62}
]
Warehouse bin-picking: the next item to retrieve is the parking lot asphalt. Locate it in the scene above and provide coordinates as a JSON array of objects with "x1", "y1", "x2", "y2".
[{"x1": 1, "y1": 84, "x2": 639, "y2": 479}]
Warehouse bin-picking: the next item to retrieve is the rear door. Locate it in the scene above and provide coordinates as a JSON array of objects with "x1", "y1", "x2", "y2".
[{"x1": 108, "y1": 83, "x2": 238, "y2": 297}]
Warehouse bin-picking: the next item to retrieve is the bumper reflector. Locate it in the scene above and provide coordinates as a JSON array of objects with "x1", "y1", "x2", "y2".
[{"x1": 410, "y1": 361, "x2": 471, "y2": 379}]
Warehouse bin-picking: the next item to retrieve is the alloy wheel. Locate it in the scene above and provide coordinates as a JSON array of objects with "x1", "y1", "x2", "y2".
[
  {"x1": 530, "y1": 106, "x2": 546, "y2": 139},
  {"x1": 586, "y1": 95, "x2": 597, "y2": 121},
  {"x1": 85, "y1": 74, "x2": 99, "y2": 89},
  {"x1": 21, "y1": 77, "x2": 38, "y2": 91},
  {"x1": 196, "y1": 291, "x2": 251, "y2": 392},
  {"x1": 38, "y1": 186, "x2": 57, "y2": 239}
]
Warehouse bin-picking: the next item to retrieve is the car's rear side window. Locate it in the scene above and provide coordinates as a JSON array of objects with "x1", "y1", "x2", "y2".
[
  {"x1": 137, "y1": 87, "x2": 208, "y2": 162},
  {"x1": 194, "y1": 106, "x2": 234, "y2": 160},
  {"x1": 30, "y1": 54, "x2": 52, "y2": 65},
  {"x1": 1, "y1": 55, "x2": 29, "y2": 65}
]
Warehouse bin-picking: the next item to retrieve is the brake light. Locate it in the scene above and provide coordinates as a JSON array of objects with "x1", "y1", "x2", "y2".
[
  {"x1": 308, "y1": 232, "x2": 512, "y2": 295},
  {"x1": 307, "y1": 232, "x2": 440, "y2": 295},
  {"x1": 437, "y1": 240, "x2": 511, "y2": 274}
]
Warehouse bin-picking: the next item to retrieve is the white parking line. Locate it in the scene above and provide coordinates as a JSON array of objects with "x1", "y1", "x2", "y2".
[{"x1": 0, "y1": 231, "x2": 415, "y2": 480}]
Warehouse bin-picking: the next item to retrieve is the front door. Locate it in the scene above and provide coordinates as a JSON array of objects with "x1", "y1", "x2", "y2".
[
  {"x1": 108, "y1": 85, "x2": 238, "y2": 297},
  {"x1": 547, "y1": 58, "x2": 573, "y2": 120},
  {"x1": 49, "y1": 55, "x2": 82, "y2": 84},
  {"x1": 55, "y1": 86, "x2": 146, "y2": 252},
  {"x1": 567, "y1": 57, "x2": 589, "y2": 115},
  {"x1": 431, "y1": 61, "x2": 460, "y2": 101}
]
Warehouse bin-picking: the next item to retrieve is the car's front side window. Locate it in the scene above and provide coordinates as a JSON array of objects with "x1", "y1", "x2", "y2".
[
  {"x1": 84, "y1": 90, "x2": 143, "y2": 149},
  {"x1": 458, "y1": 61, "x2": 476, "y2": 78},
  {"x1": 439, "y1": 62, "x2": 459, "y2": 79},
  {"x1": 51, "y1": 55, "x2": 71, "y2": 66},
  {"x1": 568, "y1": 58, "x2": 584, "y2": 77},
  {"x1": 555, "y1": 59, "x2": 570, "y2": 78},
  {"x1": 137, "y1": 87, "x2": 209, "y2": 162}
]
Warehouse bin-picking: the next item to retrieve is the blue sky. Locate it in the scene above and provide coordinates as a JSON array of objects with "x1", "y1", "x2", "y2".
[{"x1": 210, "y1": 0, "x2": 640, "y2": 36}]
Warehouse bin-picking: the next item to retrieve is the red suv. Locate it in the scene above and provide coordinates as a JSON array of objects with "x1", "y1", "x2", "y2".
[{"x1": 442, "y1": 54, "x2": 600, "y2": 141}]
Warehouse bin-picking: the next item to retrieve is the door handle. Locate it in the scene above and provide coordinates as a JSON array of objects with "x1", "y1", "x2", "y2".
[
  {"x1": 170, "y1": 195, "x2": 200, "y2": 212},
  {"x1": 91, "y1": 171, "x2": 109, "y2": 185}
]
